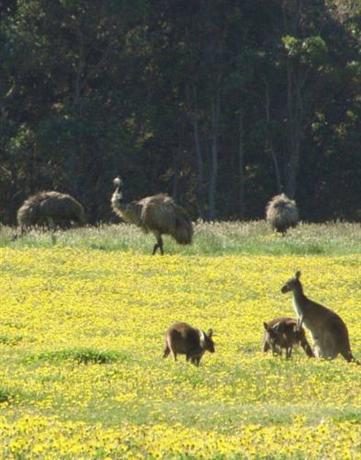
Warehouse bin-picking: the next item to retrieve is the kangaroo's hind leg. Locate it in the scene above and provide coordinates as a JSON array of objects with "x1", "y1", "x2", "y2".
[
  {"x1": 340, "y1": 348, "x2": 358, "y2": 363},
  {"x1": 163, "y1": 345, "x2": 170, "y2": 359}
]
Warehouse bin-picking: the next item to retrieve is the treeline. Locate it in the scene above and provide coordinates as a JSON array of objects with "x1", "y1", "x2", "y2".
[{"x1": 0, "y1": 0, "x2": 360, "y2": 225}]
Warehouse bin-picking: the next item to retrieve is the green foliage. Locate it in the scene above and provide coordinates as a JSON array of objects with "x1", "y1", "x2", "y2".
[
  {"x1": 27, "y1": 348, "x2": 123, "y2": 365},
  {"x1": 0, "y1": 335, "x2": 23, "y2": 346},
  {"x1": 0, "y1": 0, "x2": 360, "y2": 223},
  {"x1": 283, "y1": 35, "x2": 327, "y2": 65},
  {"x1": 0, "y1": 388, "x2": 12, "y2": 404}
]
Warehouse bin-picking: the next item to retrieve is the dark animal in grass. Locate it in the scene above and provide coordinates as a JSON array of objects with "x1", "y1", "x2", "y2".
[
  {"x1": 263, "y1": 317, "x2": 314, "y2": 359},
  {"x1": 281, "y1": 271, "x2": 359, "y2": 363},
  {"x1": 265, "y1": 193, "x2": 299, "y2": 234},
  {"x1": 111, "y1": 177, "x2": 193, "y2": 255},
  {"x1": 163, "y1": 322, "x2": 215, "y2": 366},
  {"x1": 17, "y1": 191, "x2": 85, "y2": 233}
]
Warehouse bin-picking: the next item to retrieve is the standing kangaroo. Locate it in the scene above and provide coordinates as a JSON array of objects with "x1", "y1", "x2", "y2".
[
  {"x1": 281, "y1": 271, "x2": 358, "y2": 363},
  {"x1": 263, "y1": 317, "x2": 314, "y2": 359},
  {"x1": 163, "y1": 322, "x2": 215, "y2": 366}
]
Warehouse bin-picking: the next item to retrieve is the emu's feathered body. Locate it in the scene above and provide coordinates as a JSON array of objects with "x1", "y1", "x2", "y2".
[
  {"x1": 111, "y1": 178, "x2": 193, "y2": 254},
  {"x1": 17, "y1": 191, "x2": 85, "y2": 230},
  {"x1": 266, "y1": 193, "x2": 299, "y2": 234}
]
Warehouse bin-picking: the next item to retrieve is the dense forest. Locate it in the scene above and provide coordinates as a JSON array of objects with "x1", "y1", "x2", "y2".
[{"x1": 0, "y1": 0, "x2": 360, "y2": 225}]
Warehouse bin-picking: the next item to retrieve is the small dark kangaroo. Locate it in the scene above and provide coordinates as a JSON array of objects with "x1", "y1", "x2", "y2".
[
  {"x1": 263, "y1": 317, "x2": 314, "y2": 359},
  {"x1": 281, "y1": 271, "x2": 358, "y2": 363},
  {"x1": 163, "y1": 322, "x2": 215, "y2": 366}
]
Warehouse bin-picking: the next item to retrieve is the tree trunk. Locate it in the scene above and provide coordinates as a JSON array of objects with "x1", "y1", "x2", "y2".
[
  {"x1": 285, "y1": 58, "x2": 302, "y2": 199},
  {"x1": 282, "y1": 0, "x2": 303, "y2": 199},
  {"x1": 208, "y1": 93, "x2": 220, "y2": 220},
  {"x1": 187, "y1": 84, "x2": 206, "y2": 219},
  {"x1": 264, "y1": 82, "x2": 282, "y2": 193},
  {"x1": 172, "y1": 145, "x2": 180, "y2": 201},
  {"x1": 238, "y1": 106, "x2": 246, "y2": 218}
]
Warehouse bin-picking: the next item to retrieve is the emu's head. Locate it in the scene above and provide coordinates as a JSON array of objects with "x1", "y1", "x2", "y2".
[
  {"x1": 281, "y1": 271, "x2": 302, "y2": 294},
  {"x1": 111, "y1": 177, "x2": 123, "y2": 206}
]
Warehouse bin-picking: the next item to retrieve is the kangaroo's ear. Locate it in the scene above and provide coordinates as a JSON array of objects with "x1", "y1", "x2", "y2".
[
  {"x1": 295, "y1": 271, "x2": 301, "y2": 279},
  {"x1": 207, "y1": 328, "x2": 213, "y2": 338},
  {"x1": 263, "y1": 322, "x2": 269, "y2": 331}
]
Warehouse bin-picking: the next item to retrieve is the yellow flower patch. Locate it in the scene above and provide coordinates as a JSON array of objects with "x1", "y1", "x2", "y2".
[{"x1": 0, "y1": 248, "x2": 361, "y2": 458}]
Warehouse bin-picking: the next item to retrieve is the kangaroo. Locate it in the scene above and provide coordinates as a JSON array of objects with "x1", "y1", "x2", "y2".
[
  {"x1": 163, "y1": 322, "x2": 215, "y2": 366},
  {"x1": 263, "y1": 317, "x2": 314, "y2": 359},
  {"x1": 281, "y1": 271, "x2": 358, "y2": 363}
]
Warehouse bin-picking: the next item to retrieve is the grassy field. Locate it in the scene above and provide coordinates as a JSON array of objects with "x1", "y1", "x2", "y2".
[
  {"x1": 0, "y1": 222, "x2": 361, "y2": 458},
  {"x1": 1, "y1": 220, "x2": 361, "y2": 255}
]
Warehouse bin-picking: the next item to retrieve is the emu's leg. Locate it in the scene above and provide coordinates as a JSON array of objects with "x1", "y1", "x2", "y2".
[
  {"x1": 47, "y1": 217, "x2": 57, "y2": 244},
  {"x1": 11, "y1": 232, "x2": 20, "y2": 241},
  {"x1": 158, "y1": 235, "x2": 164, "y2": 255},
  {"x1": 152, "y1": 232, "x2": 164, "y2": 255},
  {"x1": 152, "y1": 231, "x2": 159, "y2": 254},
  {"x1": 12, "y1": 225, "x2": 26, "y2": 240}
]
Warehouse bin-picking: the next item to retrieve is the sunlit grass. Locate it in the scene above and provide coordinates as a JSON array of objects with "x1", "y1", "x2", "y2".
[
  {"x1": 0, "y1": 245, "x2": 361, "y2": 457},
  {"x1": 1, "y1": 220, "x2": 361, "y2": 255}
]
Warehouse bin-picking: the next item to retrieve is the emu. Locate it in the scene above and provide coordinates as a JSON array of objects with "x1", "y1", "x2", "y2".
[
  {"x1": 163, "y1": 322, "x2": 215, "y2": 366},
  {"x1": 265, "y1": 193, "x2": 299, "y2": 234},
  {"x1": 263, "y1": 317, "x2": 314, "y2": 359},
  {"x1": 281, "y1": 271, "x2": 359, "y2": 363},
  {"x1": 17, "y1": 191, "x2": 85, "y2": 233},
  {"x1": 111, "y1": 177, "x2": 193, "y2": 255}
]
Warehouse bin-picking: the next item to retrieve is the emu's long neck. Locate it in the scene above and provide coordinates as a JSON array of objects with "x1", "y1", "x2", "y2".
[
  {"x1": 111, "y1": 189, "x2": 142, "y2": 226},
  {"x1": 111, "y1": 187, "x2": 126, "y2": 214}
]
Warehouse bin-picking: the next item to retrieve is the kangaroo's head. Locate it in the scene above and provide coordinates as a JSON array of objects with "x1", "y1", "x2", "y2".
[
  {"x1": 111, "y1": 177, "x2": 124, "y2": 205},
  {"x1": 281, "y1": 271, "x2": 302, "y2": 294},
  {"x1": 263, "y1": 322, "x2": 281, "y2": 345},
  {"x1": 200, "y1": 329, "x2": 215, "y2": 353}
]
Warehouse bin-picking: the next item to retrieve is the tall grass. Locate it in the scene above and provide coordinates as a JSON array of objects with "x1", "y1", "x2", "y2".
[{"x1": 1, "y1": 221, "x2": 360, "y2": 255}]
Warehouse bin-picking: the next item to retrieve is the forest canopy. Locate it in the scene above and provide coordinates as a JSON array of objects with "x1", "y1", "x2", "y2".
[{"x1": 0, "y1": 0, "x2": 360, "y2": 224}]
